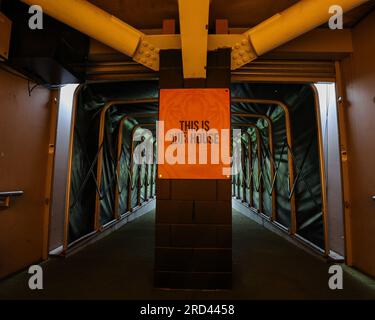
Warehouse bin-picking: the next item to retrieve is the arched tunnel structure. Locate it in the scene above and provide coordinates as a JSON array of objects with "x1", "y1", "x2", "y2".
[
  {"x1": 67, "y1": 81, "x2": 326, "y2": 254},
  {"x1": 0, "y1": 0, "x2": 375, "y2": 301}
]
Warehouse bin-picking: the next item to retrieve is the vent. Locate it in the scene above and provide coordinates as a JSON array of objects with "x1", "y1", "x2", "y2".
[{"x1": 232, "y1": 60, "x2": 336, "y2": 83}]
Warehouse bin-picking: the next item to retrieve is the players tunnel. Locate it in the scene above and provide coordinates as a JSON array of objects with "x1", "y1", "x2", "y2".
[
  {"x1": 1, "y1": 0, "x2": 375, "y2": 297},
  {"x1": 65, "y1": 82, "x2": 159, "y2": 246},
  {"x1": 50, "y1": 80, "x2": 330, "y2": 289},
  {"x1": 231, "y1": 84, "x2": 327, "y2": 252}
]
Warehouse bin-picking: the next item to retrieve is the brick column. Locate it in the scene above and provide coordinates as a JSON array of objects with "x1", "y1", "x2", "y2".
[{"x1": 154, "y1": 49, "x2": 232, "y2": 289}]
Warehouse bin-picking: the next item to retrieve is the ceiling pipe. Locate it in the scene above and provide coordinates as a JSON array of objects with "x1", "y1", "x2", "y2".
[
  {"x1": 20, "y1": 0, "x2": 160, "y2": 70},
  {"x1": 232, "y1": 0, "x2": 370, "y2": 69}
]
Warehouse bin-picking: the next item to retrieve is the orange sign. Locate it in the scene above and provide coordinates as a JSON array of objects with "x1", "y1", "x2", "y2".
[{"x1": 158, "y1": 88, "x2": 231, "y2": 179}]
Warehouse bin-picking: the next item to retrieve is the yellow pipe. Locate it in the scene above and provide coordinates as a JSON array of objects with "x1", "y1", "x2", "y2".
[
  {"x1": 21, "y1": 0, "x2": 144, "y2": 57},
  {"x1": 245, "y1": 0, "x2": 369, "y2": 56}
]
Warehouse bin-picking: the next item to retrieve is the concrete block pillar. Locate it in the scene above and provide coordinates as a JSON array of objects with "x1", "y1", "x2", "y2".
[{"x1": 154, "y1": 49, "x2": 232, "y2": 289}]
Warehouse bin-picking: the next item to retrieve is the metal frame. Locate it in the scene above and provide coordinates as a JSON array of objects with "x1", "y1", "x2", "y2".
[
  {"x1": 232, "y1": 95, "x2": 329, "y2": 255},
  {"x1": 243, "y1": 132, "x2": 254, "y2": 208},
  {"x1": 63, "y1": 95, "x2": 157, "y2": 251},
  {"x1": 232, "y1": 98, "x2": 297, "y2": 234},
  {"x1": 334, "y1": 61, "x2": 353, "y2": 264},
  {"x1": 63, "y1": 89, "x2": 329, "y2": 256},
  {"x1": 115, "y1": 113, "x2": 158, "y2": 219},
  {"x1": 310, "y1": 84, "x2": 330, "y2": 257},
  {"x1": 178, "y1": 0, "x2": 210, "y2": 78},
  {"x1": 232, "y1": 113, "x2": 276, "y2": 221},
  {"x1": 63, "y1": 85, "x2": 84, "y2": 251},
  {"x1": 127, "y1": 124, "x2": 156, "y2": 214},
  {"x1": 94, "y1": 99, "x2": 157, "y2": 230},
  {"x1": 232, "y1": 123, "x2": 264, "y2": 216},
  {"x1": 21, "y1": 0, "x2": 366, "y2": 77}
]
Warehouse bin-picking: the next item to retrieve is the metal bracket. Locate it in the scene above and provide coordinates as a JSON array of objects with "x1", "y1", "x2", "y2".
[{"x1": 133, "y1": 38, "x2": 160, "y2": 71}]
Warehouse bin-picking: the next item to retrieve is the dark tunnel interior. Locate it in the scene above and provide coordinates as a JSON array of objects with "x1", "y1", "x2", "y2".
[{"x1": 69, "y1": 81, "x2": 324, "y2": 249}]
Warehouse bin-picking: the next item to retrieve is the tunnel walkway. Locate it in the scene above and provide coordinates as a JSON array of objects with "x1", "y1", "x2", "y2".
[{"x1": 0, "y1": 210, "x2": 374, "y2": 300}]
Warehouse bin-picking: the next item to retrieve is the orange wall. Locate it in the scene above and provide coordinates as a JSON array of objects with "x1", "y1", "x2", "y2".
[
  {"x1": 342, "y1": 10, "x2": 375, "y2": 277},
  {"x1": 0, "y1": 68, "x2": 52, "y2": 279}
]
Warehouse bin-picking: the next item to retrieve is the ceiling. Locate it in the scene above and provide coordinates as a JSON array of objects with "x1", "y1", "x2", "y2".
[{"x1": 88, "y1": 0, "x2": 375, "y2": 31}]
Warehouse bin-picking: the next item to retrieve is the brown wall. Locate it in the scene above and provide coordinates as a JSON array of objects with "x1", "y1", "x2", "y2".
[
  {"x1": 0, "y1": 68, "x2": 52, "y2": 279},
  {"x1": 342, "y1": 10, "x2": 375, "y2": 277}
]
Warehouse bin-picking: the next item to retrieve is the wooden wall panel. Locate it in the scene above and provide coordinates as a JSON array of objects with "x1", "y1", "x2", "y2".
[
  {"x1": 342, "y1": 10, "x2": 375, "y2": 277},
  {"x1": 0, "y1": 69, "x2": 52, "y2": 278}
]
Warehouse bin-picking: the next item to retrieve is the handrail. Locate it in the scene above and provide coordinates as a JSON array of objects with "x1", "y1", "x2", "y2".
[
  {"x1": 0, "y1": 191, "x2": 24, "y2": 197},
  {"x1": 0, "y1": 191, "x2": 24, "y2": 208},
  {"x1": 232, "y1": 112, "x2": 276, "y2": 221},
  {"x1": 95, "y1": 100, "x2": 157, "y2": 230},
  {"x1": 115, "y1": 113, "x2": 158, "y2": 218},
  {"x1": 63, "y1": 93, "x2": 157, "y2": 250},
  {"x1": 232, "y1": 123, "x2": 263, "y2": 214},
  {"x1": 127, "y1": 123, "x2": 156, "y2": 214},
  {"x1": 232, "y1": 97, "x2": 296, "y2": 235}
]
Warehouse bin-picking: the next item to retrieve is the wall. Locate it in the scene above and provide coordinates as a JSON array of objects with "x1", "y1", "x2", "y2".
[
  {"x1": 0, "y1": 68, "x2": 52, "y2": 278},
  {"x1": 315, "y1": 83, "x2": 345, "y2": 257},
  {"x1": 342, "y1": 10, "x2": 375, "y2": 277},
  {"x1": 49, "y1": 84, "x2": 78, "y2": 253}
]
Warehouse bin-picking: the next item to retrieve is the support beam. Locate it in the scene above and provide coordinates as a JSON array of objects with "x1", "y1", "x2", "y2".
[
  {"x1": 20, "y1": 0, "x2": 159, "y2": 71},
  {"x1": 21, "y1": 0, "x2": 142, "y2": 55},
  {"x1": 24, "y1": 0, "x2": 367, "y2": 77},
  {"x1": 178, "y1": 0, "x2": 210, "y2": 79},
  {"x1": 235, "y1": 0, "x2": 369, "y2": 69}
]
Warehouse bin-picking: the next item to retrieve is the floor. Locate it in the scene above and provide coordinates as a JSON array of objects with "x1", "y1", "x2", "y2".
[{"x1": 0, "y1": 210, "x2": 374, "y2": 300}]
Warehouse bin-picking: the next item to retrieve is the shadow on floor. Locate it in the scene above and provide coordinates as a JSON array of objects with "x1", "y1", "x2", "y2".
[{"x1": 0, "y1": 210, "x2": 374, "y2": 300}]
